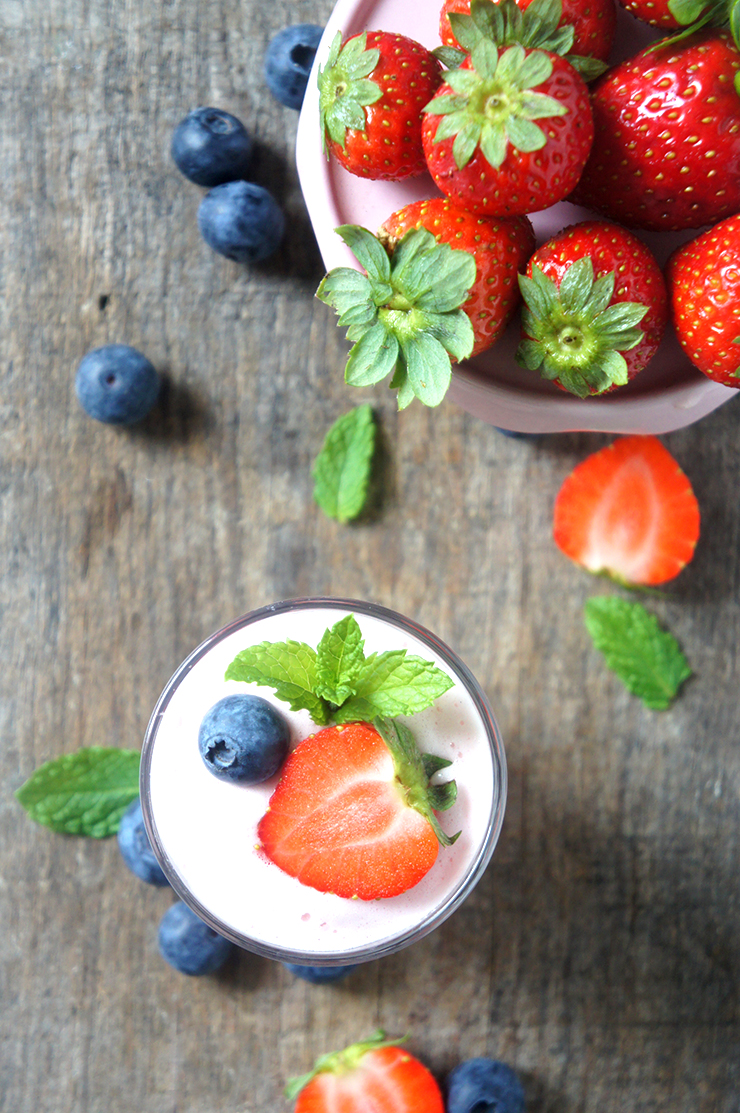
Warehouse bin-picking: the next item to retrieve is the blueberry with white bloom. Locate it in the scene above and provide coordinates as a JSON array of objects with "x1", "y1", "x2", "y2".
[
  {"x1": 171, "y1": 107, "x2": 254, "y2": 187},
  {"x1": 197, "y1": 180, "x2": 284, "y2": 264},
  {"x1": 75, "y1": 344, "x2": 159, "y2": 425},
  {"x1": 158, "y1": 902, "x2": 235, "y2": 975},
  {"x1": 265, "y1": 25, "x2": 324, "y2": 109}
]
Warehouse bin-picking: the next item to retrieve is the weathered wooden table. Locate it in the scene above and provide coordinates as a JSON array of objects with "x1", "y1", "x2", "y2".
[{"x1": 3, "y1": 1, "x2": 740, "y2": 1109}]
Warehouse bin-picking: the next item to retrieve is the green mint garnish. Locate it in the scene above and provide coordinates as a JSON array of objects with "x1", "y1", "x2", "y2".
[
  {"x1": 15, "y1": 747, "x2": 141, "y2": 837},
  {"x1": 316, "y1": 224, "x2": 476, "y2": 410},
  {"x1": 225, "y1": 613, "x2": 454, "y2": 723},
  {"x1": 584, "y1": 596, "x2": 692, "y2": 710},
  {"x1": 312, "y1": 404, "x2": 376, "y2": 523}
]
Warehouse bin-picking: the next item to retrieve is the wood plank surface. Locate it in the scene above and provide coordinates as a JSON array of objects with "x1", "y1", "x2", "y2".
[{"x1": 2, "y1": 0, "x2": 740, "y2": 1110}]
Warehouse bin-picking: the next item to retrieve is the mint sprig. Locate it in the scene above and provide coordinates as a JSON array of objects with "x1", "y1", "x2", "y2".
[
  {"x1": 225, "y1": 613, "x2": 454, "y2": 723},
  {"x1": 316, "y1": 224, "x2": 476, "y2": 410},
  {"x1": 312, "y1": 404, "x2": 376, "y2": 523},
  {"x1": 584, "y1": 596, "x2": 692, "y2": 710},
  {"x1": 15, "y1": 747, "x2": 141, "y2": 837}
]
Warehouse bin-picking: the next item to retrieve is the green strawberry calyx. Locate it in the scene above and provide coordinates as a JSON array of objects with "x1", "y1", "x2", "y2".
[
  {"x1": 317, "y1": 30, "x2": 382, "y2": 154},
  {"x1": 285, "y1": 1031, "x2": 405, "y2": 1099},
  {"x1": 316, "y1": 224, "x2": 476, "y2": 409},
  {"x1": 515, "y1": 259, "x2": 649, "y2": 398},
  {"x1": 374, "y1": 715, "x2": 459, "y2": 849},
  {"x1": 436, "y1": 0, "x2": 608, "y2": 81},
  {"x1": 423, "y1": 39, "x2": 568, "y2": 172}
]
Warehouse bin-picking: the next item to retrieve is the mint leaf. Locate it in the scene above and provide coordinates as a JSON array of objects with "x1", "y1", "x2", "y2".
[
  {"x1": 334, "y1": 650, "x2": 455, "y2": 721},
  {"x1": 226, "y1": 640, "x2": 330, "y2": 724},
  {"x1": 15, "y1": 747, "x2": 140, "y2": 837},
  {"x1": 312, "y1": 404, "x2": 376, "y2": 523},
  {"x1": 315, "y1": 614, "x2": 365, "y2": 706},
  {"x1": 584, "y1": 596, "x2": 692, "y2": 710}
]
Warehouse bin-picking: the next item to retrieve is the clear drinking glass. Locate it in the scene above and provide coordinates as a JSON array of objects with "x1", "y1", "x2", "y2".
[{"x1": 140, "y1": 597, "x2": 507, "y2": 965}]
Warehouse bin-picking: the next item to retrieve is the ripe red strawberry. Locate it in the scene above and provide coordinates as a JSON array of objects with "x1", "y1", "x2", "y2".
[
  {"x1": 516, "y1": 221, "x2": 668, "y2": 396},
  {"x1": 422, "y1": 41, "x2": 594, "y2": 216},
  {"x1": 440, "y1": 0, "x2": 617, "y2": 63},
  {"x1": 286, "y1": 1031, "x2": 446, "y2": 1113},
  {"x1": 317, "y1": 30, "x2": 442, "y2": 180},
  {"x1": 572, "y1": 29, "x2": 740, "y2": 231},
  {"x1": 616, "y1": 0, "x2": 683, "y2": 26},
  {"x1": 666, "y1": 212, "x2": 740, "y2": 387},
  {"x1": 257, "y1": 720, "x2": 458, "y2": 900},
  {"x1": 553, "y1": 435, "x2": 700, "y2": 585},
  {"x1": 379, "y1": 197, "x2": 535, "y2": 356}
]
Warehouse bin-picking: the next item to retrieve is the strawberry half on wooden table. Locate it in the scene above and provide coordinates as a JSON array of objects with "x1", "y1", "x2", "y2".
[
  {"x1": 572, "y1": 29, "x2": 740, "y2": 231},
  {"x1": 258, "y1": 719, "x2": 459, "y2": 901},
  {"x1": 516, "y1": 220, "x2": 668, "y2": 397},
  {"x1": 666, "y1": 212, "x2": 740, "y2": 388},
  {"x1": 286, "y1": 1030, "x2": 445, "y2": 1112},
  {"x1": 421, "y1": 35, "x2": 593, "y2": 216},
  {"x1": 553, "y1": 435, "x2": 700, "y2": 586},
  {"x1": 317, "y1": 30, "x2": 442, "y2": 180}
]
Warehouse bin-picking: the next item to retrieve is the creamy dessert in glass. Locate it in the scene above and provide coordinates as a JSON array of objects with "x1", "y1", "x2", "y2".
[{"x1": 140, "y1": 597, "x2": 506, "y2": 965}]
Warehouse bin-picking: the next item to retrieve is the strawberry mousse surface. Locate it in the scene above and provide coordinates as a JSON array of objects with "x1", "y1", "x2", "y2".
[{"x1": 141, "y1": 599, "x2": 506, "y2": 964}]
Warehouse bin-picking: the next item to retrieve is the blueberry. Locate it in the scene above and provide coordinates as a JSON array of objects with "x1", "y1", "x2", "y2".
[
  {"x1": 117, "y1": 798, "x2": 169, "y2": 887},
  {"x1": 495, "y1": 428, "x2": 541, "y2": 440},
  {"x1": 282, "y1": 963, "x2": 357, "y2": 983},
  {"x1": 157, "y1": 901, "x2": 235, "y2": 975},
  {"x1": 197, "y1": 180, "x2": 285, "y2": 264},
  {"x1": 171, "y1": 107, "x2": 254, "y2": 187},
  {"x1": 265, "y1": 24, "x2": 324, "y2": 110},
  {"x1": 75, "y1": 344, "x2": 160, "y2": 425},
  {"x1": 446, "y1": 1058, "x2": 525, "y2": 1113},
  {"x1": 198, "y1": 694, "x2": 290, "y2": 783}
]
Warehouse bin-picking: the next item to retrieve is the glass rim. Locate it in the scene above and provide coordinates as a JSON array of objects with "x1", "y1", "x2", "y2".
[{"x1": 140, "y1": 596, "x2": 507, "y2": 966}]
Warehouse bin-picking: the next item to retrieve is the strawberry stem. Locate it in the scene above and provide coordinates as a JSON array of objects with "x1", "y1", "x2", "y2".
[
  {"x1": 374, "y1": 717, "x2": 460, "y2": 847},
  {"x1": 285, "y1": 1030, "x2": 405, "y2": 1100}
]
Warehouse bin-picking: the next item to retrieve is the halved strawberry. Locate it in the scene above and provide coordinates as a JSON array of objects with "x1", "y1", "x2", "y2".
[
  {"x1": 286, "y1": 1030, "x2": 445, "y2": 1113},
  {"x1": 553, "y1": 435, "x2": 700, "y2": 585},
  {"x1": 258, "y1": 720, "x2": 458, "y2": 900}
]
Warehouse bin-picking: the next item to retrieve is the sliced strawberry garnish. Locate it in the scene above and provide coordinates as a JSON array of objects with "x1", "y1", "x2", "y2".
[
  {"x1": 553, "y1": 436, "x2": 700, "y2": 586},
  {"x1": 287, "y1": 1030, "x2": 445, "y2": 1113},
  {"x1": 258, "y1": 720, "x2": 457, "y2": 901}
]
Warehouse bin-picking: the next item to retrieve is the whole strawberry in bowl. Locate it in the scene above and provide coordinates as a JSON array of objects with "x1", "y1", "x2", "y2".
[
  {"x1": 318, "y1": 29, "x2": 442, "y2": 180},
  {"x1": 296, "y1": 0, "x2": 737, "y2": 432},
  {"x1": 666, "y1": 213, "x2": 740, "y2": 388},
  {"x1": 421, "y1": 39, "x2": 593, "y2": 216},
  {"x1": 573, "y1": 29, "x2": 740, "y2": 232},
  {"x1": 516, "y1": 220, "x2": 668, "y2": 396}
]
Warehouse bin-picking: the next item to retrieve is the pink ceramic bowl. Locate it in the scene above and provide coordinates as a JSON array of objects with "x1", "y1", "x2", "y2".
[{"x1": 296, "y1": 0, "x2": 737, "y2": 433}]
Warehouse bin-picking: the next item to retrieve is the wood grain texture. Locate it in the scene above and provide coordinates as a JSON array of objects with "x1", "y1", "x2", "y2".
[{"x1": 2, "y1": 0, "x2": 740, "y2": 1110}]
